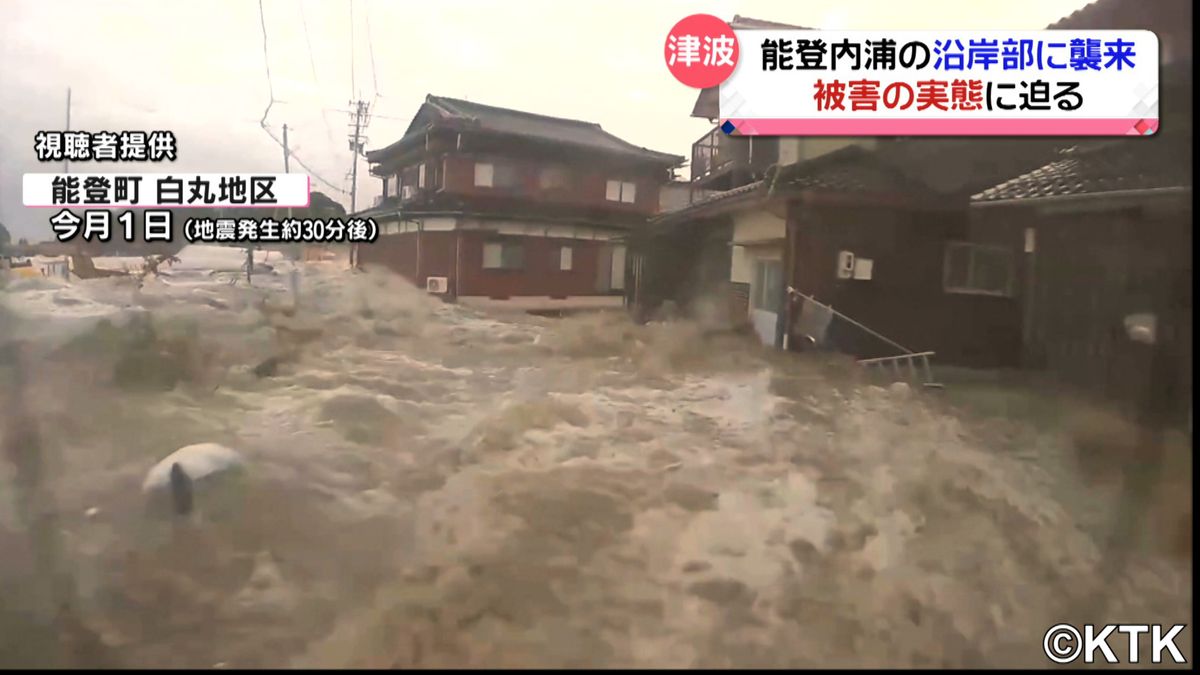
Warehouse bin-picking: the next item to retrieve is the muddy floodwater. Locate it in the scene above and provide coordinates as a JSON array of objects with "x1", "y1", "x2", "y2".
[{"x1": 0, "y1": 256, "x2": 1192, "y2": 668}]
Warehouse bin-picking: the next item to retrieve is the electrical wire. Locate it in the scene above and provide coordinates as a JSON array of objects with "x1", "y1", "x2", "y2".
[
  {"x1": 365, "y1": 0, "x2": 380, "y2": 106},
  {"x1": 257, "y1": 0, "x2": 276, "y2": 127},
  {"x1": 298, "y1": 0, "x2": 336, "y2": 146},
  {"x1": 257, "y1": 0, "x2": 349, "y2": 196},
  {"x1": 262, "y1": 124, "x2": 350, "y2": 195},
  {"x1": 349, "y1": 0, "x2": 356, "y2": 100},
  {"x1": 299, "y1": 0, "x2": 320, "y2": 83}
]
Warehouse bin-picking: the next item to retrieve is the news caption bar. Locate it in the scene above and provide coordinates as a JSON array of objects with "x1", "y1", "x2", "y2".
[
  {"x1": 23, "y1": 173, "x2": 312, "y2": 208},
  {"x1": 719, "y1": 30, "x2": 1159, "y2": 136},
  {"x1": 23, "y1": 171, "x2": 378, "y2": 245}
]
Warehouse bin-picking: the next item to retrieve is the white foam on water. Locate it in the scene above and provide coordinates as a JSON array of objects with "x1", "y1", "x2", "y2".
[{"x1": 0, "y1": 257, "x2": 1191, "y2": 669}]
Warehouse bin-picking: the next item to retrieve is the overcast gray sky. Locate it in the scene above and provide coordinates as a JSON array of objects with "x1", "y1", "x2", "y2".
[{"x1": 0, "y1": 0, "x2": 1089, "y2": 241}]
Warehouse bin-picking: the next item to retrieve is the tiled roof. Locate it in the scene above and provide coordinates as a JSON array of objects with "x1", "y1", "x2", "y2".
[
  {"x1": 653, "y1": 144, "x2": 946, "y2": 225},
  {"x1": 369, "y1": 95, "x2": 683, "y2": 165},
  {"x1": 773, "y1": 145, "x2": 939, "y2": 198},
  {"x1": 728, "y1": 15, "x2": 811, "y2": 30},
  {"x1": 875, "y1": 138, "x2": 1062, "y2": 200},
  {"x1": 971, "y1": 140, "x2": 1192, "y2": 203},
  {"x1": 651, "y1": 180, "x2": 765, "y2": 223},
  {"x1": 1049, "y1": 0, "x2": 1122, "y2": 28}
]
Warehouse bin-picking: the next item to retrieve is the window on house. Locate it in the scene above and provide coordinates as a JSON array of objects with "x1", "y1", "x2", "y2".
[
  {"x1": 943, "y1": 242, "x2": 1015, "y2": 296},
  {"x1": 474, "y1": 162, "x2": 494, "y2": 187},
  {"x1": 475, "y1": 162, "x2": 520, "y2": 189},
  {"x1": 494, "y1": 163, "x2": 521, "y2": 189},
  {"x1": 400, "y1": 165, "x2": 421, "y2": 200},
  {"x1": 418, "y1": 163, "x2": 427, "y2": 189},
  {"x1": 559, "y1": 245, "x2": 573, "y2": 271},
  {"x1": 539, "y1": 165, "x2": 570, "y2": 191},
  {"x1": 483, "y1": 240, "x2": 524, "y2": 270},
  {"x1": 605, "y1": 179, "x2": 637, "y2": 204},
  {"x1": 753, "y1": 259, "x2": 783, "y2": 311}
]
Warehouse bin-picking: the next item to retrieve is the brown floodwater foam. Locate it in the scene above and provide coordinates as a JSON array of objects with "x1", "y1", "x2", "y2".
[{"x1": 0, "y1": 265, "x2": 1191, "y2": 668}]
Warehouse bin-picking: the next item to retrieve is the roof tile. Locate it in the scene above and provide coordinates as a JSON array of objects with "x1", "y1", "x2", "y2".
[
  {"x1": 370, "y1": 95, "x2": 683, "y2": 165},
  {"x1": 971, "y1": 140, "x2": 1192, "y2": 202}
]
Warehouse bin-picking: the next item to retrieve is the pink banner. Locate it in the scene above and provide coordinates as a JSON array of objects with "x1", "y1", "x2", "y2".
[{"x1": 725, "y1": 118, "x2": 1158, "y2": 137}]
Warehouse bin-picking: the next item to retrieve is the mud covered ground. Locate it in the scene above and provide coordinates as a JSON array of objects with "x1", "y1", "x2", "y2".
[{"x1": 0, "y1": 258, "x2": 1192, "y2": 668}]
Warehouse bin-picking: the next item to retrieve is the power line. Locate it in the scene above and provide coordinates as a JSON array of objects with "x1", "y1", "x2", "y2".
[
  {"x1": 298, "y1": 0, "x2": 319, "y2": 83},
  {"x1": 325, "y1": 107, "x2": 408, "y2": 121},
  {"x1": 348, "y1": 0, "x2": 356, "y2": 100},
  {"x1": 256, "y1": 0, "x2": 276, "y2": 127},
  {"x1": 365, "y1": 0, "x2": 380, "y2": 105},
  {"x1": 261, "y1": 124, "x2": 349, "y2": 196},
  {"x1": 298, "y1": 0, "x2": 336, "y2": 146},
  {"x1": 256, "y1": 0, "x2": 348, "y2": 198}
]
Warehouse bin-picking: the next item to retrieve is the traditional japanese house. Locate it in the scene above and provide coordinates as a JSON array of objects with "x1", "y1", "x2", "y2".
[
  {"x1": 643, "y1": 140, "x2": 1056, "y2": 366},
  {"x1": 354, "y1": 94, "x2": 683, "y2": 312},
  {"x1": 636, "y1": 2, "x2": 1187, "y2": 372},
  {"x1": 961, "y1": 0, "x2": 1192, "y2": 418},
  {"x1": 636, "y1": 13, "x2": 1057, "y2": 362}
]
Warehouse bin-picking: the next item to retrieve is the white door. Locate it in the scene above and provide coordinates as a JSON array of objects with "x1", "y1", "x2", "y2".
[
  {"x1": 751, "y1": 258, "x2": 783, "y2": 346},
  {"x1": 610, "y1": 244, "x2": 626, "y2": 291}
]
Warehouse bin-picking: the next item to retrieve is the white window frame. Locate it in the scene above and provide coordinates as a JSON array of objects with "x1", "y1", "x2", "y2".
[
  {"x1": 482, "y1": 240, "x2": 523, "y2": 270},
  {"x1": 540, "y1": 165, "x2": 569, "y2": 191},
  {"x1": 474, "y1": 162, "x2": 494, "y2": 188},
  {"x1": 483, "y1": 241, "x2": 503, "y2": 268},
  {"x1": 418, "y1": 163, "x2": 427, "y2": 189},
  {"x1": 753, "y1": 259, "x2": 783, "y2": 311},
  {"x1": 606, "y1": 179, "x2": 637, "y2": 203},
  {"x1": 943, "y1": 241, "x2": 1016, "y2": 297},
  {"x1": 559, "y1": 245, "x2": 573, "y2": 271}
]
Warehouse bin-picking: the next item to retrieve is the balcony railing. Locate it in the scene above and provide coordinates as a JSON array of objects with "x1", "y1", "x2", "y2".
[{"x1": 690, "y1": 126, "x2": 749, "y2": 182}]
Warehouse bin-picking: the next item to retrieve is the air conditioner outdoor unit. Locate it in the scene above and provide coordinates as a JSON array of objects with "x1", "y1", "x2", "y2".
[
  {"x1": 837, "y1": 250, "x2": 856, "y2": 279},
  {"x1": 425, "y1": 276, "x2": 449, "y2": 294}
]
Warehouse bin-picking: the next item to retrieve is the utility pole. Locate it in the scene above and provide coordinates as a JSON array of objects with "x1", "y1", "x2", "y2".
[
  {"x1": 347, "y1": 99, "x2": 370, "y2": 214},
  {"x1": 64, "y1": 88, "x2": 71, "y2": 175},
  {"x1": 282, "y1": 123, "x2": 301, "y2": 274},
  {"x1": 347, "y1": 99, "x2": 370, "y2": 270},
  {"x1": 282, "y1": 123, "x2": 291, "y2": 174}
]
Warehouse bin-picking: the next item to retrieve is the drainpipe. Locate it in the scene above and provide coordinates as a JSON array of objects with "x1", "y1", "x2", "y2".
[
  {"x1": 454, "y1": 229, "x2": 463, "y2": 299},
  {"x1": 781, "y1": 185, "x2": 799, "y2": 352},
  {"x1": 763, "y1": 163, "x2": 783, "y2": 200},
  {"x1": 415, "y1": 221, "x2": 422, "y2": 284}
]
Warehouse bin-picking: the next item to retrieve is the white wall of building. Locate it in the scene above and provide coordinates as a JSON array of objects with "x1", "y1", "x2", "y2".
[
  {"x1": 728, "y1": 209, "x2": 786, "y2": 346},
  {"x1": 779, "y1": 138, "x2": 877, "y2": 165}
]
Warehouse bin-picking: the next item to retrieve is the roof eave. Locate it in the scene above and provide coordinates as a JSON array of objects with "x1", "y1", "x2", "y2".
[
  {"x1": 650, "y1": 190, "x2": 768, "y2": 226},
  {"x1": 972, "y1": 185, "x2": 1192, "y2": 207}
]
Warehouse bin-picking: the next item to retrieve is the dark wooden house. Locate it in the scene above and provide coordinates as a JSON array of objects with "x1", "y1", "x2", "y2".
[
  {"x1": 636, "y1": 13, "x2": 1060, "y2": 364},
  {"x1": 355, "y1": 95, "x2": 682, "y2": 311},
  {"x1": 640, "y1": 140, "x2": 1058, "y2": 366},
  {"x1": 636, "y1": 1, "x2": 1190, "y2": 375},
  {"x1": 963, "y1": 0, "x2": 1192, "y2": 420}
]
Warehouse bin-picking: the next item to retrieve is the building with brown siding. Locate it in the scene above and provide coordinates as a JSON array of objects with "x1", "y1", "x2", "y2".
[
  {"x1": 960, "y1": 0, "x2": 1193, "y2": 419},
  {"x1": 354, "y1": 95, "x2": 683, "y2": 312}
]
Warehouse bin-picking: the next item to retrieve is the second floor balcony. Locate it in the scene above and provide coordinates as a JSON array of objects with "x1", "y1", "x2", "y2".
[
  {"x1": 691, "y1": 126, "x2": 776, "y2": 187},
  {"x1": 691, "y1": 127, "x2": 737, "y2": 182}
]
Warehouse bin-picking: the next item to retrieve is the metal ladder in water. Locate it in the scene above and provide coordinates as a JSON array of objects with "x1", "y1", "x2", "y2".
[
  {"x1": 789, "y1": 289, "x2": 943, "y2": 388},
  {"x1": 858, "y1": 351, "x2": 942, "y2": 388}
]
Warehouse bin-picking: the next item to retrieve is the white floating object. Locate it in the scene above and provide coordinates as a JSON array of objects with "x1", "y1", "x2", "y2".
[
  {"x1": 142, "y1": 443, "x2": 245, "y2": 493},
  {"x1": 1124, "y1": 313, "x2": 1157, "y2": 345}
]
